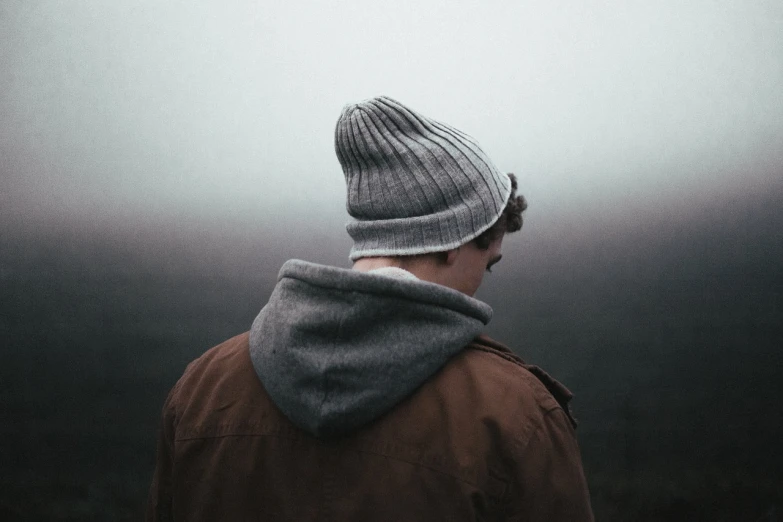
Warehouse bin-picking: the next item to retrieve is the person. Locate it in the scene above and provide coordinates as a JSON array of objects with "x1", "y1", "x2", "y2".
[{"x1": 147, "y1": 95, "x2": 594, "y2": 521}]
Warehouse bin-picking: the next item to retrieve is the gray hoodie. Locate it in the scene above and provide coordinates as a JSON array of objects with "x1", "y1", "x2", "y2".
[{"x1": 248, "y1": 259, "x2": 493, "y2": 438}]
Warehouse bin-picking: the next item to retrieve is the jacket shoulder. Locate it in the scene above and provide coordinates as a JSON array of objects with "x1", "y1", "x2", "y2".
[
  {"x1": 172, "y1": 333, "x2": 251, "y2": 393},
  {"x1": 165, "y1": 332, "x2": 271, "y2": 436},
  {"x1": 457, "y1": 334, "x2": 578, "y2": 429}
]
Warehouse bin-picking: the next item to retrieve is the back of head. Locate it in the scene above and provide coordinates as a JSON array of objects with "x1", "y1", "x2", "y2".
[{"x1": 334, "y1": 96, "x2": 513, "y2": 261}]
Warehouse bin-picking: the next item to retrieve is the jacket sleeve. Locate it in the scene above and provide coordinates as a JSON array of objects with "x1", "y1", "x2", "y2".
[
  {"x1": 506, "y1": 407, "x2": 594, "y2": 522},
  {"x1": 146, "y1": 386, "x2": 178, "y2": 522}
]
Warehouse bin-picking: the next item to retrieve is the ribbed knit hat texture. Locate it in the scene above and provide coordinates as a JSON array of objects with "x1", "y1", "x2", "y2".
[{"x1": 335, "y1": 96, "x2": 512, "y2": 261}]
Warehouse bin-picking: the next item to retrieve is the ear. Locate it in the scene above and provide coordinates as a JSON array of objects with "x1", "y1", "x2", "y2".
[{"x1": 444, "y1": 247, "x2": 460, "y2": 266}]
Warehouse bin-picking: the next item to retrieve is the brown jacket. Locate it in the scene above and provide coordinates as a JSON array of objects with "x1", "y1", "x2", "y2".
[{"x1": 147, "y1": 332, "x2": 593, "y2": 521}]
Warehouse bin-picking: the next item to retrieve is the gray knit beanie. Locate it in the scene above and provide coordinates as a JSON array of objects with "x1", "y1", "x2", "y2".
[{"x1": 334, "y1": 96, "x2": 513, "y2": 261}]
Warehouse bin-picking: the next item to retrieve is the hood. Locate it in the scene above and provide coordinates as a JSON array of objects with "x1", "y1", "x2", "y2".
[{"x1": 249, "y1": 259, "x2": 493, "y2": 438}]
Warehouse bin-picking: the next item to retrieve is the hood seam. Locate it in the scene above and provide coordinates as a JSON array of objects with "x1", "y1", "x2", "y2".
[{"x1": 317, "y1": 301, "x2": 349, "y2": 433}]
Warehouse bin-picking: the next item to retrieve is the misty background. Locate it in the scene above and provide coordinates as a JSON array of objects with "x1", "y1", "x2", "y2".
[{"x1": 1, "y1": 1, "x2": 782, "y2": 520}]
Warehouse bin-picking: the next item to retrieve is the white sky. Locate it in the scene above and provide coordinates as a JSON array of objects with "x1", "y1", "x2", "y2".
[{"x1": 1, "y1": 0, "x2": 781, "y2": 234}]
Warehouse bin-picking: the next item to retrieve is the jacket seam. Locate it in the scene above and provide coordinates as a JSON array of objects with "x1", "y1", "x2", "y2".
[
  {"x1": 173, "y1": 430, "x2": 508, "y2": 500},
  {"x1": 347, "y1": 444, "x2": 507, "y2": 498},
  {"x1": 503, "y1": 407, "x2": 570, "y2": 516},
  {"x1": 175, "y1": 430, "x2": 302, "y2": 443},
  {"x1": 467, "y1": 344, "x2": 577, "y2": 427},
  {"x1": 467, "y1": 345, "x2": 564, "y2": 413},
  {"x1": 468, "y1": 344, "x2": 525, "y2": 368}
]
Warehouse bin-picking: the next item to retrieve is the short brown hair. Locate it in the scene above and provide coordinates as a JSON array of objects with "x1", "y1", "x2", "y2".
[{"x1": 473, "y1": 173, "x2": 527, "y2": 250}]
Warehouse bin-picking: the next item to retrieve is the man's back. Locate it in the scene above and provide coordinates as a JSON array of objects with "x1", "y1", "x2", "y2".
[
  {"x1": 147, "y1": 96, "x2": 593, "y2": 521},
  {"x1": 148, "y1": 332, "x2": 592, "y2": 521}
]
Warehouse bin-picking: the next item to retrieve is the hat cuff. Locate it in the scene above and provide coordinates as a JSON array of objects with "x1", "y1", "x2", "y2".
[{"x1": 347, "y1": 177, "x2": 512, "y2": 261}]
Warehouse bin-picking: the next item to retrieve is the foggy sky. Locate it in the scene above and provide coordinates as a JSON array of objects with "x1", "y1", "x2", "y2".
[{"x1": 1, "y1": 0, "x2": 782, "y2": 237}]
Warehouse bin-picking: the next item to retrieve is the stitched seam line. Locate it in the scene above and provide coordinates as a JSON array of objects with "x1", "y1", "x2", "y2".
[
  {"x1": 173, "y1": 431, "x2": 508, "y2": 499},
  {"x1": 467, "y1": 346, "x2": 566, "y2": 417}
]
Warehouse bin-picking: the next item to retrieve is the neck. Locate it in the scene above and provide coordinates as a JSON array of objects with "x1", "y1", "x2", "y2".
[
  {"x1": 352, "y1": 257, "x2": 404, "y2": 272},
  {"x1": 352, "y1": 256, "x2": 448, "y2": 289}
]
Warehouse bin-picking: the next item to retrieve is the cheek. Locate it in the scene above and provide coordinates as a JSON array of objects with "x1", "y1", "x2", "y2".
[{"x1": 466, "y1": 269, "x2": 486, "y2": 296}]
